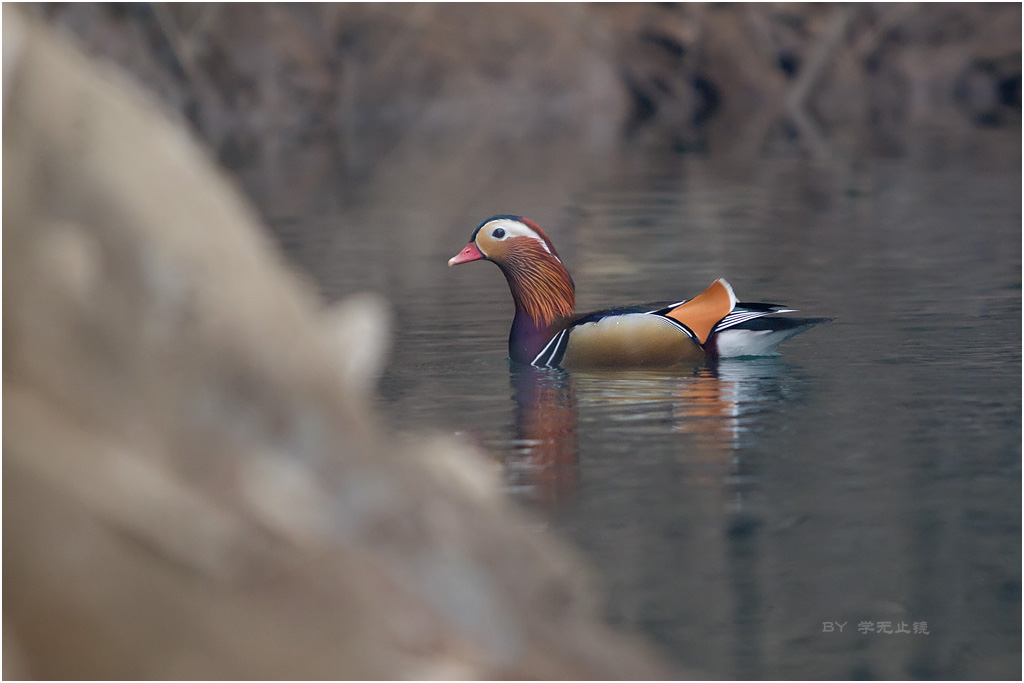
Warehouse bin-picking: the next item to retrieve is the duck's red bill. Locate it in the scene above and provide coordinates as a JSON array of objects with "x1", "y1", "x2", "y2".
[{"x1": 448, "y1": 242, "x2": 484, "y2": 266}]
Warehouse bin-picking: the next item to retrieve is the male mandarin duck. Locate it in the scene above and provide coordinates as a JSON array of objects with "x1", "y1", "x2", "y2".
[{"x1": 448, "y1": 215, "x2": 828, "y2": 369}]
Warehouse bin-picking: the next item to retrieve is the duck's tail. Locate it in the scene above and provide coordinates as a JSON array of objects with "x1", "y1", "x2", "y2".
[
  {"x1": 709, "y1": 314, "x2": 832, "y2": 358},
  {"x1": 661, "y1": 278, "x2": 831, "y2": 358}
]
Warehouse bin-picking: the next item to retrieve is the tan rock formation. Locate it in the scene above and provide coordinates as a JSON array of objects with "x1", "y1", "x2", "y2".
[{"x1": 2, "y1": 7, "x2": 677, "y2": 679}]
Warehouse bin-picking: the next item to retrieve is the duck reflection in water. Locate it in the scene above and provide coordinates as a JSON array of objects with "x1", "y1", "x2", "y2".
[
  {"x1": 505, "y1": 357, "x2": 795, "y2": 509},
  {"x1": 506, "y1": 365, "x2": 580, "y2": 509}
]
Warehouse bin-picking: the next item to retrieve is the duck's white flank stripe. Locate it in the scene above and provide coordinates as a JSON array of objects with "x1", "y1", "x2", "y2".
[{"x1": 532, "y1": 328, "x2": 568, "y2": 367}]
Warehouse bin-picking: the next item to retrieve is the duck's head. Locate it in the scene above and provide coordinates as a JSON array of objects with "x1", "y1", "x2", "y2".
[
  {"x1": 448, "y1": 215, "x2": 563, "y2": 267},
  {"x1": 448, "y1": 215, "x2": 575, "y2": 327}
]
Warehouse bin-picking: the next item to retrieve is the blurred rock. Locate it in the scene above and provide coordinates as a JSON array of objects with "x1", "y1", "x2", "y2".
[
  {"x1": 322, "y1": 292, "x2": 392, "y2": 397},
  {"x1": 1, "y1": 7, "x2": 678, "y2": 679}
]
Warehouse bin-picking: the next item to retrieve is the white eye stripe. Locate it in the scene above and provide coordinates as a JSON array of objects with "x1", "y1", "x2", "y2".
[{"x1": 483, "y1": 219, "x2": 558, "y2": 259}]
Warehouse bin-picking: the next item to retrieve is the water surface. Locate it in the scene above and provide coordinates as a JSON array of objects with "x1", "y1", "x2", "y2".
[{"x1": 266, "y1": 128, "x2": 1021, "y2": 679}]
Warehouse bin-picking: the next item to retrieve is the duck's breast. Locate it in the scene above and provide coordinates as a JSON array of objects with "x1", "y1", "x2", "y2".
[{"x1": 561, "y1": 313, "x2": 705, "y2": 368}]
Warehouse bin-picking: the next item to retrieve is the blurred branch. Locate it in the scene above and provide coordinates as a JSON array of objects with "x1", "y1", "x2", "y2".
[
  {"x1": 853, "y1": 4, "x2": 917, "y2": 65},
  {"x1": 149, "y1": 3, "x2": 219, "y2": 91},
  {"x1": 785, "y1": 5, "x2": 858, "y2": 160}
]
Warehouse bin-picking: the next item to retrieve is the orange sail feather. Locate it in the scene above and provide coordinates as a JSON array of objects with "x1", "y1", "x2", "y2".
[{"x1": 664, "y1": 279, "x2": 737, "y2": 344}]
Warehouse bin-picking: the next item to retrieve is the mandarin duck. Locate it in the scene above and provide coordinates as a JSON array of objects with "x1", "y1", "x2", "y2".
[{"x1": 449, "y1": 215, "x2": 828, "y2": 368}]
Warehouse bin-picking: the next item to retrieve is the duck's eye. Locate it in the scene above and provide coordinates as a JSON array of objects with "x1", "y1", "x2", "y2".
[{"x1": 492, "y1": 227, "x2": 506, "y2": 239}]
